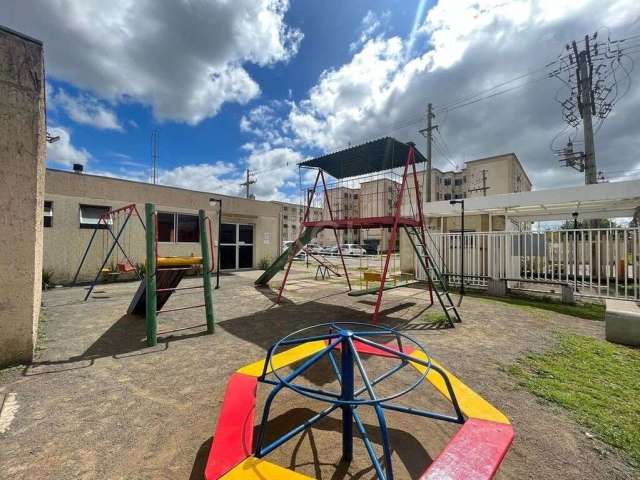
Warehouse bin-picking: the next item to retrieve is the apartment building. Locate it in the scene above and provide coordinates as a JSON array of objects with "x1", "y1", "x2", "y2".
[
  {"x1": 271, "y1": 201, "x2": 326, "y2": 245},
  {"x1": 428, "y1": 153, "x2": 532, "y2": 201},
  {"x1": 323, "y1": 186, "x2": 360, "y2": 244},
  {"x1": 359, "y1": 178, "x2": 400, "y2": 252}
]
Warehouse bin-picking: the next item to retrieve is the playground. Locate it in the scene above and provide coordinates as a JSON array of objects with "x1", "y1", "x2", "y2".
[{"x1": 0, "y1": 267, "x2": 635, "y2": 479}]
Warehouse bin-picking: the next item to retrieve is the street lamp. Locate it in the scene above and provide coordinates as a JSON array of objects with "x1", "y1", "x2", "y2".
[
  {"x1": 209, "y1": 197, "x2": 222, "y2": 289},
  {"x1": 572, "y1": 211, "x2": 579, "y2": 230},
  {"x1": 450, "y1": 199, "x2": 465, "y2": 297}
]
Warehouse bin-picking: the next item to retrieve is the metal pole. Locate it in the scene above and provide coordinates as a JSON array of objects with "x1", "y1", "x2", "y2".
[
  {"x1": 82, "y1": 214, "x2": 132, "y2": 301},
  {"x1": 200, "y1": 209, "x2": 215, "y2": 334},
  {"x1": 145, "y1": 203, "x2": 157, "y2": 347},
  {"x1": 426, "y1": 103, "x2": 433, "y2": 203},
  {"x1": 461, "y1": 201, "x2": 465, "y2": 296},
  {"x1": 71, "y1": 225, "x2": 100, "y2": 285},
  {"x1": 340, "y1": 333, "x2": 354, "y2": 462},
  {"x1": 578, "y1": 48, "x2": 597, "y2": 185}
]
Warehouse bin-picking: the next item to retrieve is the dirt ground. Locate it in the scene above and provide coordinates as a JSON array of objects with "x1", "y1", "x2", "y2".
[{"x1": 0, "y1": 267, "x2": 635, "y2": 479}]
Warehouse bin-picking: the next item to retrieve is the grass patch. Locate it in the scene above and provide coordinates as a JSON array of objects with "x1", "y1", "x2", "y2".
[
  {"x1": 422, "y1": 310, "x2": 451, "y2": 328},
  {"x1": 510, "y1": 334, "x2": 640, "y2": 467},
  {"x1": 467, "y1": 292, "x2": 604, "y2": 320}
]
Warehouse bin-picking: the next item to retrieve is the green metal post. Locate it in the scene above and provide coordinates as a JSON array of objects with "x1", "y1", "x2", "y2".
[
  {"x1": 145, "y1": 203, "x2": 157, "y2": 346},
  {"x1": 199, "y1": 209, "x2": 215, "y2": 333}
]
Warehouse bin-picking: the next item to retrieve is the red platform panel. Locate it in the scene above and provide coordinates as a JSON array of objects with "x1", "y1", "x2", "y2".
[
  {"x1": 419, "y1": 419, "x2": 514, "y2": 480},
  {"x1": 333, "y1": 338, "x2": 417, "y2": 359},
  {"x1": 205, "y1": 373, "x2": 258, "y2": 480}
]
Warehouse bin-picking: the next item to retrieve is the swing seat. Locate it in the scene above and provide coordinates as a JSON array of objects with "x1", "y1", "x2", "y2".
[{"x1": 117, "y1": 260, "x2": 136, "y2": 273}]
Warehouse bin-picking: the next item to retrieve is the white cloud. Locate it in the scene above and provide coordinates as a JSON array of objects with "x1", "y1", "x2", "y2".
[
  {"x1": 350, "y1": 10, "x2": 390, "y2": 52},
  {"x1": 48, "y1": 85, "x2": 123, "y2": 131},
  {"x1": 6, "y1": 0, "x2": 302, "y2": 124},
  {"x1": 46, "y1": 127, "x2": 91, "y2": 167},
  {"x1": 157, "y1": 162, "x2": 239, "y2": 194},
  {"x1": 245, "y1": 147, "x2": 303, "y2": 201},
  {"x1": 242, "y1": 0, "x2": 640, "y2": 190}
]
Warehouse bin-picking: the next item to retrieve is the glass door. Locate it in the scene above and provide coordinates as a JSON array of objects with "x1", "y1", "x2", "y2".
[
  {"x1": 238, "y1": 224, "x2": 254, "y2": 269},
  {"x1": 219, "y1": 223, "x2": 254, "y2": 270}
]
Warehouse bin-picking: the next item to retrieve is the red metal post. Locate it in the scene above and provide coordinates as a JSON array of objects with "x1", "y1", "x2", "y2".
[
  {"x1": 276, "y1": 169, "x2": 321, "y2": 303},
  {"x1": 372, "y1": 148, "x2": 414, "y2": 322}
]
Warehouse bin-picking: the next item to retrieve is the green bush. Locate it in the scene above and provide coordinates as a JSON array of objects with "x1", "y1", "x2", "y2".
[
  {"x1": 136, "y1": 262, "x2": 147, "y2": 276},
  {"x1": 258, "y1": 256, "x2": 272, "y2": 270},
  {"x1": 42, "y1": 269, "x2": 54, "y2": 290}
]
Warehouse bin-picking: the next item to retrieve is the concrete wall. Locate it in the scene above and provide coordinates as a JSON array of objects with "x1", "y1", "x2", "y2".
[
  {"x1": 44, "y1": 169, "x2": 282, "y2": 283},
  {"x1": 0, "y1": 28, "x2": 45, "y2": 365}
]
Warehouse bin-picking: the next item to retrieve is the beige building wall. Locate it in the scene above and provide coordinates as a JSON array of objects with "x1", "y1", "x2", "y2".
[
  {"x1": 0, "y1": 28, "x2": 46, "y2": 365},
  {"x1": 44, "y1": 170, "x2": 282, "y2": 283},
  {"x1": 360, "y1": 178, "x2": 399, "y2": 251},
  {"x1": 273, "y1": 202, "x2": 326, "y2": 246},
  {"x1": 324, "y1": 186, "x2": 359, "y2": 243}
]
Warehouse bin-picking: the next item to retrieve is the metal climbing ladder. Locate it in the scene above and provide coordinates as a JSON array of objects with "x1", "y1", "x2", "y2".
[{"x1": 404, "y1": 225, "x2": 461, "y2": 327}]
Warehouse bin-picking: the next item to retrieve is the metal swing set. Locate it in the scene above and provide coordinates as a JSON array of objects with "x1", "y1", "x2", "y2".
[{"x1": 72, "y1": 204, "x2": 146, "y2": 300}]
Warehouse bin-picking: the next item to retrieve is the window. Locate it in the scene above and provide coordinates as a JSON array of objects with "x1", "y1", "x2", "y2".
[
  {"x1": 443, "y1": 178, "x2": 451, "y2": 186},
  {"x1": 463, "y1": 176, "x2": 467, "y2": 183},
  {"x1": 283, "y1": 206, "x2": 288, "y2": 211},
  {"x1": 353, "y1": 194, "x2": 358, "y2": 200},
  {"x1": 444, "y1": 193, "x2": 451, "y2": 200},
  {"x1": 157, "y1": 212, "x2": 199, "y2": 243},
  {"x1": 157, "y1": 212, "x2": 175, "y2": 242},
  {"x1": 454, "y1": 178, "x2": 462, "y2": 186},
  {"x1": 283, "y1": 215, "x2": 288, "y2": 220},
  {"x1": 177, "y1": 213, "x2": 199, "y2": 242},
  {"x1": 44, "y1": 201, "x2": 53, "y2": 228},
  {"x1": 344, "y1": 192, "x2": 349, "y2": 199},
  {"x1": 79, "y1": 205, "x2": 111, "y2": 229}
]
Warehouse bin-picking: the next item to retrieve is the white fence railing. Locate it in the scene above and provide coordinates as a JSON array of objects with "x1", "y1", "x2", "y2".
[{"x1": 417, "y1": 228, "x2": 640, "y2": 300}]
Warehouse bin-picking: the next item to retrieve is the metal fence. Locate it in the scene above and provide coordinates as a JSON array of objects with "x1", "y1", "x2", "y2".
[{"x1": 417, "y1": 228, "x2": 640, "y2": 300}]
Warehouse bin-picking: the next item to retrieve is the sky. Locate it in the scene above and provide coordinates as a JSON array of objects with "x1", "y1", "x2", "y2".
[{"x1": 3, "y1": 0, "x2": 640, "y2": 202}]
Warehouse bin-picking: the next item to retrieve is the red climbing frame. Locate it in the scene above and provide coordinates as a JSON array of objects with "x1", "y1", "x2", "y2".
[{"x1": 276, "y1": 140, "x2": 434, "y2": 322}]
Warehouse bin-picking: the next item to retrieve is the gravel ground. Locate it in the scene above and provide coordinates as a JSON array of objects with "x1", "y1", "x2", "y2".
[{"x1": 0, "y1": 267, "x2": 635, "y2": 479}]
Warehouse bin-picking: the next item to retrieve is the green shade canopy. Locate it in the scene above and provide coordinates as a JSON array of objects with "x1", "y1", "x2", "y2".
[{"x1": 299, "y1": 137, "x2": 427, "y2": 179}]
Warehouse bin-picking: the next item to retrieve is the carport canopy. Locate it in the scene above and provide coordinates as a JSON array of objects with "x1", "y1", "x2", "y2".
[{"x1": 425, "y1": 179, "x2": 640, "y2": 222}]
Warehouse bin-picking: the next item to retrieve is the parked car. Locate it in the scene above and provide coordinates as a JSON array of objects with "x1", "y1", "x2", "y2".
[
  {"x1": 308, "y1": 244, "x2": 324, "y2": 254},
  {"x1": 341, "y1": 244, "x2": 367, "y2": 256},
  {"x1": 362, "y1": 243, "x2": 379, "y2": 255},
  {"x1": 322, "y1": 245, "x2": 338, "y2": 255}
]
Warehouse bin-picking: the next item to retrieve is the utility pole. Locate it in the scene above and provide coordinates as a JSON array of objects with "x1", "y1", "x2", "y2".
[
  {"x1": 240, "y1": 168, "x2": 257, "y2": 198},
  {"x1": 151, "y1": 129, "x2": 159, "y2": 184},
  {"x1": 419, "y1": 103, "x2": 437, "y2": 202},
  {"x1": 574, "y1": 36, "x2": 597, "y2": 185},
  {"x1": 468, "y1": 169, "x2": 489, "y2": 196}
]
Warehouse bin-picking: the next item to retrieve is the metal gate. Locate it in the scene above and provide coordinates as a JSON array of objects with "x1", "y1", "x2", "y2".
[{"x1": 417, "y1": 227, "x2": 640, "y2": 300}]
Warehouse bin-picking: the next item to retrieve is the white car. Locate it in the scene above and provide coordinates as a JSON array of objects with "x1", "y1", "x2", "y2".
[
  {"x1": 341, "y1": 244, "x2": 367, "y2": 256},
  {"x1": 308, "y1": 245, "x2": 324, "y2": 254}
]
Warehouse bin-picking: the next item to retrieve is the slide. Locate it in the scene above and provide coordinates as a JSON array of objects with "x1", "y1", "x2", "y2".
[
  {"x1": 128, "y1": 269, "x2": 186, "y2": 316},
  {"x1": 255, "y1": 226, "x2": 323, "y2": 286}
]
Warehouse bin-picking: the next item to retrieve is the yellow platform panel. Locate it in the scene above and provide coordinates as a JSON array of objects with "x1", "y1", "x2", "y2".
[
  {"x1": 221, "y1": 457, "x2": 314, "y2": 480},
  {"x1": 237, "y1": 340, "x2": 327, "y2": 377},
  {"x1": 410, "y1": 350, "x2": 510, "y2": 425}
]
